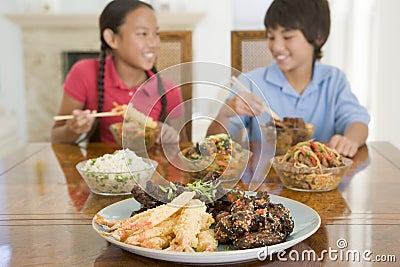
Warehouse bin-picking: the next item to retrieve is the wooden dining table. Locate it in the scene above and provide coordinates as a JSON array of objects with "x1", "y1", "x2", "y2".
[{"x1": 0, "y1": 141, "x2": 399, "y2": 266}]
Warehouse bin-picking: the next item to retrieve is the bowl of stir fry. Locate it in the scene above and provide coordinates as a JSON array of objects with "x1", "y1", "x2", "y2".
[
  {"x1": 261, "y1": 117, "x2": 315, "y2": 155},
  {"x1": 110, "y1": 121, "x2": 160, "y2": 153},
  {"x1": 272, "y1": 141, "x2": 352, "y2": 192},
  {"x1": 179, "y1": 133, "x2": 252, "y2": 182},
  {"x1": 109, "y1": 104, "x2": 160, "y2": 153}
]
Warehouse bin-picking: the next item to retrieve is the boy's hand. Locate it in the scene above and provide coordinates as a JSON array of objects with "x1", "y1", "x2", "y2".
[
  {"x1": 328, "y1": 134, "x2": 358, "y2": 157},
  {"x1": 220, "y1": 91, "x2": 266, "y2": 119}
]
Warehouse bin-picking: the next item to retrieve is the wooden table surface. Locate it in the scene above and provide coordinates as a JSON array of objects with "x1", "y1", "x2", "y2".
[{"x1": 0, "y1": 141, "x2": 399, "y2": 266}]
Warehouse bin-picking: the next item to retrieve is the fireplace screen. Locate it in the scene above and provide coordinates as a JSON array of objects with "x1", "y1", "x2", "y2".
[{"x1": 62, "y1": 51, "x2": 100, "y2": 80}]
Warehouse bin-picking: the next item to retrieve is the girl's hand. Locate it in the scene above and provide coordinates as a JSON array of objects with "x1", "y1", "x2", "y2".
[
  {"x1": 157, "y1": 123, "x2": 179, "y2": 144},
  {"x1": 327, "y1": 134, "x2": 358, "y2": 157},
  {"x1": 66, "y1": 109, "x2": 96, "y2": 135}
]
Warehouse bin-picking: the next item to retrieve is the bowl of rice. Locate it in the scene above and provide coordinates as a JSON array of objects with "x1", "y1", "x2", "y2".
[{"x1": 76, "y1": 149, "x2": 158, "y2": 196}]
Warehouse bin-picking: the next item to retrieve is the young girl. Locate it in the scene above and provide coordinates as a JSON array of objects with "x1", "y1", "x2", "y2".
[
  {"x1": 51, "y1": 0, "x2": 183, "y2": 144},
  {"x1": 208, "y1": 0, "x2": 370, "y2": 157}
]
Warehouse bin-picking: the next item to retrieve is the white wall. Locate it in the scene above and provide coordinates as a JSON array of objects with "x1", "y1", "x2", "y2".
[
  {"x1": 13, "y1": 0, "x2": 109, "y2": 13},
  {"x1": 233, "y1": 0, "x2": 272, "y2": 29},
  {"x1": 371, "y1": 0, "x2": 400, "y2": 149},
  {"x1": 0, "y1": 16, "x2": 26, "y2": 158},
  {"x1": 191, "y1": 0, "x2": 233, "y2": 115},
  {"x1": 324, "y1": 0, "x2": 400, "y2": 149},
  {"x1": 189, "y1": 0, "x2": 273, "y2": 140}
]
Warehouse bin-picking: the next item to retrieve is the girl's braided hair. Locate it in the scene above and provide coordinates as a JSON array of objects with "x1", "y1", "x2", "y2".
[
  {"x1": 86, "y1": 0, "x2": 167, "y2": 142},
  {"x1": 97, "y1": 0, "x2": 153, "y2": 114}
]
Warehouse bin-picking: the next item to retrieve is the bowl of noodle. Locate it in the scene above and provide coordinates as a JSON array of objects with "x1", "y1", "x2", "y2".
[
  {"x1": 109, "y1": 121, "x2": 159, "y2": 153},
  {"x1": 109, "y1": 105, "x2": 160, "y2": 153},
  {"x1": 272, "y1": 141, "x2": 353, "y2": 192}
]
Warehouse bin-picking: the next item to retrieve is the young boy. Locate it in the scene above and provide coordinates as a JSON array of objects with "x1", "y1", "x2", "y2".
[{"x1": 207, "y1": 0, "x2": 370, "y2": 157}]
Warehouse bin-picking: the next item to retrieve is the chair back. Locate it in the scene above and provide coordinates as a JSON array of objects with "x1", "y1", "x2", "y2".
[
  {"x1": 157, "y1": 31, "x2": 193, "y2": 141},
  {"x1": 231, "y1": 30, "x2": 274, "y2": 73}
]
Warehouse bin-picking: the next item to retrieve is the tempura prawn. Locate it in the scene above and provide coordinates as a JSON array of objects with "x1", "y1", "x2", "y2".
[
  {"x1": 125, "y1": 213, "x2": 178, "y2": 245},
  {"x1": 197, "y1": 230, "x2": 218, "y2": 252},
  {"x1": 167, "y1": 199, "x2": 215, "y2": 252}
]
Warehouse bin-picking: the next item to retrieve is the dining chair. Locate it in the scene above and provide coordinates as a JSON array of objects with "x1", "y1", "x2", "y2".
[
  {"x1": 156, "y1": 31, "x2": 193, "y2": 141},
  {"x1": 231, "y1": 30, "x2": 274, "y2": 73},
  {"x1": 230, "y1": 30, "x2": 274, "y2": 143}
]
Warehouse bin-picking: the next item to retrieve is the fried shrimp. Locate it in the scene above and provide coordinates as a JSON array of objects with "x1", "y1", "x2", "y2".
[
  {"x1": 197, "y1": 230, "x2": 218, "y2": 252},
  {"x1": 125, "y1": 213, "x2": 178, "y2": 245},
  {"x1": 139, "y1": 236, "x2": 173, "y2": 250},
  {"x1": 167, "y1": 199, "x2": 215, "y2": 252},
  {"x1": 95, "y1": 208, "x2": 154, "y2": 233},
  {"x1": 95, "y1": 192, "x2": 217, "y2": 252}
]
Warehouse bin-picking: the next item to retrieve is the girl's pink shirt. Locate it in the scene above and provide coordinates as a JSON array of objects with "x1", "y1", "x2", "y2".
[{"x1": 64, "y1": 56, "x2": 184, "y2": 142}]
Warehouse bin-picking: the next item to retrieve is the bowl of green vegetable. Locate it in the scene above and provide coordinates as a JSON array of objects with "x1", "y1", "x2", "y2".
[{"x1": 179, "y1": 133, "x2": 252, "y2": 182}]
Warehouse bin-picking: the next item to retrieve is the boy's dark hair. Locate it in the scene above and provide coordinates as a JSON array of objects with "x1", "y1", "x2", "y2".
[{"x1": 264, "y1": 0, "x2": 330, "y2": 60}]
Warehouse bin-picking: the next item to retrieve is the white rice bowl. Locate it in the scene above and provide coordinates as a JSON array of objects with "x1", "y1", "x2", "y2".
[{"x1": 76, "y1": 149, "x2": 158, "y2": 195}]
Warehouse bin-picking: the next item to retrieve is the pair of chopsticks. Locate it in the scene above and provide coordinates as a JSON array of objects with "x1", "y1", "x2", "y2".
[
  {"x1": 230, "y1": 76, "x2": 281, "y2": 121},
  {"x1": 53, "y1": 111, "x2": 121, "y2": 121}
]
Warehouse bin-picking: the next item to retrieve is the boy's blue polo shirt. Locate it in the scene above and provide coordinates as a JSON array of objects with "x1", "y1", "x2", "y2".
[{"x1": 227, "y1": 62, "x2": 370, "y2": 142}]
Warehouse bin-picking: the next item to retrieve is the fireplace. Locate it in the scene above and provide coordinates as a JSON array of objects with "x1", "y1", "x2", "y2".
[{"x1": 62, "y1": 51, "x2": 99, "y2": 80}]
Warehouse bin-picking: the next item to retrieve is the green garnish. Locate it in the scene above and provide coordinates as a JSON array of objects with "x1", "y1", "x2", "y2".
[{"x1": 159, "y1": 185, "x2": 168, "y2": 192}]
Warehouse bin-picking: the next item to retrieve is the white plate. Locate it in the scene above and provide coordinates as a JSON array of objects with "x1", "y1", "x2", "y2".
[{"x1": 92, "y1": 194, "x2": 321, "y2": 264}]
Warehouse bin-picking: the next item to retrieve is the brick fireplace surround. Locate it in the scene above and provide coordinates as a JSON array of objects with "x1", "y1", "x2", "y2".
[{"x1": 6, "y1": 13, "x2": 203, "y2": 142}]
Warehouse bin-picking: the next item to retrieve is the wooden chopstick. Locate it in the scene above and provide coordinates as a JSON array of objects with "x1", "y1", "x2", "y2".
[
  {"x1": 230, "y1": 76, "x2": 281, "y2": 121},
  {"x1": 53, "y1": 111, "x2": 121, "y2": 121}
]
